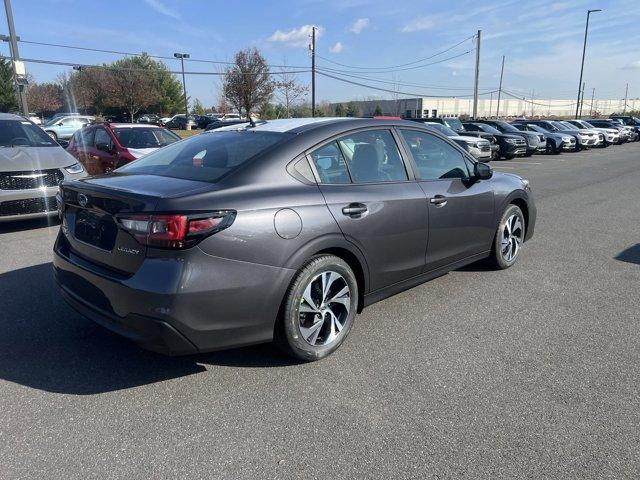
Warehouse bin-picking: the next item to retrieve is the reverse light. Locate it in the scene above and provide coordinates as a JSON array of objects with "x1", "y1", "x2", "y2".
[
  {"x1": 118, "y1": 211, "x2": 236, "y2": 249},
  {"x1": 64, "y1": 163, "x2": 84, "y2": 174}
]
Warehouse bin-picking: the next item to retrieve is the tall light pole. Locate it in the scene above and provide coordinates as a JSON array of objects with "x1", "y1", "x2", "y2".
[
  {"x1": 174, "y1": 52, "x2": 190, "y2": 129},
  {"x1": 575, "y1": 9, "x2": 601, "y2": 119},
  {"x1": 3, "y1": 0, "x2": 28, "y2": 115}
]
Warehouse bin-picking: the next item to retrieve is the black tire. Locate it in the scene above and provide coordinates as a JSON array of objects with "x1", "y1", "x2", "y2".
[
  {"x1": 275, "y1": 254, "x2": 358, "y2": 362},
  {"x1": 487, "y1": 204, "x2": 525, "y2": 270},
  {"x1": 504, "y1": 153, "x2": 515, "y2": 160}
]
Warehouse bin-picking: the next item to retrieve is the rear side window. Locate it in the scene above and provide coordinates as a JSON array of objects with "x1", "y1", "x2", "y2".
[
  {"x1": 72, "y1": 127, "x2": 94, "y2": 147},
  {"x1": 309, "y1": 141, "x2": 350, "y2": 184},
  {"x1": 117, "y1": 131, "x2": 288, "y2": 183},
  {"x1": 336, "y1": 130, "x2": 407, "y2": 183},
  {"x1": 400, "y1": 129, "x2": 469, "y2": 181}
]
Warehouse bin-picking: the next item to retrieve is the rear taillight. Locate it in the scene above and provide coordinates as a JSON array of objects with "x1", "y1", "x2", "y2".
[{"x1": 118, "y1": 211, "x2": 235, "y2": 249}]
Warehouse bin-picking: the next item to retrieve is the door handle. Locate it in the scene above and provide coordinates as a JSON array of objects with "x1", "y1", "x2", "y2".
[
  {"x1": 429, "y1": 195, "x2": 447, "y2": 207},
  {"x1": 89, "y1": 155, "x2": 100, "y2": 160},
  {"x1": 342, "y1": 203, "x2": 368, "y2": 217}
]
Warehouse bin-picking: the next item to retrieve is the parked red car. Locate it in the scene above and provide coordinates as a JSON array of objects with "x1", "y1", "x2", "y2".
[{"x1": 67, "y1": 123, "x2": 181, "y2": 174}]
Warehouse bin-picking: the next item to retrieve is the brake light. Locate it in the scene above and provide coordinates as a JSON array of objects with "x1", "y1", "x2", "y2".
[{"x1": 118, "y1": 211, "x2": 235, "y2": 249}]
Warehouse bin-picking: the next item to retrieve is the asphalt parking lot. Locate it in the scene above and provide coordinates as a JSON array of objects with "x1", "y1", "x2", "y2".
[{"x1": 1, "y1": 143, "x2": 639, "y2": 479}]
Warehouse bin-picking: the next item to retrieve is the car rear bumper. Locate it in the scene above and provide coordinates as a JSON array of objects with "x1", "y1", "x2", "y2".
[{"x1": 53, "y1": 232, "x2": 295, "y2": 355}]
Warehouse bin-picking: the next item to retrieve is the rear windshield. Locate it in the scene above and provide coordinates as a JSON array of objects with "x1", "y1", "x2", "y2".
[
  {"x1": 116, "y1": 130, "x2": 289, "y2": 182},
  {"x1": 113, "y1": 127, "x2": 180, "y2": 149},
  {"x1": 0, "y1": 119, "x2": 58, "y2": 147}
]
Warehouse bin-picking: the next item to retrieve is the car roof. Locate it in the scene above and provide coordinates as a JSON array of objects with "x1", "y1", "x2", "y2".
[
  {"x1": 106, "y1": 123, "x2": 162, "y2": 129},
  {"x1": 210, "y1": 117, "x2": 427, "y2": 134},
  {"x1": 0, "y1": 112, "x2": 28, "y2": 121}
]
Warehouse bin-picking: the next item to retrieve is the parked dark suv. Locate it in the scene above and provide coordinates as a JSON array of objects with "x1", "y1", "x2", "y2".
[
  {"x1": 54, "y1": 118, "x2": 536, "y2": 361},
  {"x1": 463, "y1": 122, "x2": 528, "y2": 159},
  {"x1": 473, "y1": 120, "x2": 546, "y2": 155}
]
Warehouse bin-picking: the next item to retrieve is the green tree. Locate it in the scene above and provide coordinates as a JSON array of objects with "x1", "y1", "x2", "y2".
[
  {"x1": 346, "y1": 101, "x2": 360, "y2": 117},
  {"x1": 334, "y1": 103, "x2": 346, "y2": 116},
  {"x1": 191, "y1": 98, "x2": 205, "y2": 115},
  {"x1": 27, "y1": 82, "x2": 63, "y2": 117},
  {"x1": 374, "y1": 104, "x2": 383, "y2": 116},
  {"x1": 0, "y1": 56, "x2": 17, "y2": 112},
  {"x1": 109, "y1": 57, "x2": 160, "y2": 122}
]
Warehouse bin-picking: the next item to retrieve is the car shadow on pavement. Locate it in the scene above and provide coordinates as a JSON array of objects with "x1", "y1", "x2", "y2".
[
  {"x1": 0, "y1": 263, "x2": 296, "y2": 395},
  {"x1": 615, "y1": 244, "x2": 640, "y2": 265}
]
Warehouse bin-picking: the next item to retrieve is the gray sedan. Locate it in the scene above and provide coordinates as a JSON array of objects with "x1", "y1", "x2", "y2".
[{"x1": 53, "y1": 118, "x2": 536, "y2": 361}]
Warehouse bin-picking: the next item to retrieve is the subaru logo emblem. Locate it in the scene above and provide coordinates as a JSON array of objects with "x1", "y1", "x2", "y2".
[{"x1": 77, "y1": 193, "x2": 89, "y2": 207}]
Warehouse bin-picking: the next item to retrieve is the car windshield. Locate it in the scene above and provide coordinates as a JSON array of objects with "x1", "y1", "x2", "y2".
[
  {"x1": 0, "y1": 119, "x2": 59, "y2": 147},
  {"x1": 560, "y1": 122, "x2": 579, "y2": 130},
  {"x1": 425, "y1": 123, "x2": 457, "y2": 136},
  {"x1": 475, "y1": 124, "x2": 501, "y2": 135},
  {"x1": 495, "y1": 122, "x2": 521, "y2": 133},
  {"x1": 550, "y1": 121, "x2": 568, "y2": 130},
  {"x1": 526, "y1": 124, "x2": 546, "y2": 134},
  {"x1": 117, "y1": 130, "x2": 289, "y2": 182},
  {"x1": 443, "y1": 118, "x2": 464, "y2": 131},
  {"x1": 582, "y1": 121, "x2": 597, "y2": 128},
  {"x1": 113, "y1": 128, "x2": 180, "y2": 149}
]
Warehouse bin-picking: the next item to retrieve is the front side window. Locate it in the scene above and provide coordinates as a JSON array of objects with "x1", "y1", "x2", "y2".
[
  {"x1": 309, "y1": 141, "x2": 350, "y2": 184},
  {"x1": 400, "y1": 129, "x2": 470, "y2": 181},
  {"x1": 336, "y1": 129, "x2": 407, "y2": 183},
  {"x1": 94, "y1": 128, "x2": 113, "y2": 148},
  {"x1": 72, "y1": 127, "x2": 94, "y2": 147}
]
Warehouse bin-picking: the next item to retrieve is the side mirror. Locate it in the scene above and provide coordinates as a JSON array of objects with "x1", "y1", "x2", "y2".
[
  {"x1": 474, "y1": 162, "x2": 493, "y2": 180},
  {"x1": 57, "y1": 122, "x2": 63, "y2": 126},
  {"x1": 96, "y1": 142, "x2": 113, "y2": 153}
]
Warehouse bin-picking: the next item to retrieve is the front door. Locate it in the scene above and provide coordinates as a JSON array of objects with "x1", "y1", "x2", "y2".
[
  {"x1": 309, "y1": 128, "x2": 428, "y2": 292},
  {"x1": 398, "y1": 128, "x2": 495, "y2": 271}
]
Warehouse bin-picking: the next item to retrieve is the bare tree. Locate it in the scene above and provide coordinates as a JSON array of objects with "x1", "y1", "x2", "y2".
[
  {"x1": 223, "y1": 48, "x2": 274, "y2": 118},
  {"x1": 274, "y1": 69, "x2": 308, "y2": 118},
  {"x1": 27, "y1": 82, "x2": 63, "y2": 117}
]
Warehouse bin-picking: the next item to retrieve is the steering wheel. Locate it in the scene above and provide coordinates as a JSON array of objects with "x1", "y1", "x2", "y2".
[{"x1": 10, "y1": 137, "x2": 30, "y2": 146}]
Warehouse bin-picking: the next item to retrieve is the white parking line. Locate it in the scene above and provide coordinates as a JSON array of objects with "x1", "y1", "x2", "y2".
[{"x1": 500, "y1": 161, "x2": 542, "y2": 165}]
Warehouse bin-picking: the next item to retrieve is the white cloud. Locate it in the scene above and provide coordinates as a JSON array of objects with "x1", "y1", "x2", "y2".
[
  {"x1": 622, "y1": 60, "x2": 640, "y2": 70},
  {"x1": 400, "y1": 16, "x2": 435, "y2": 33},
  {"x1": 350, "y1": 18, "x2": 370, "y2": 34},
  {"x1": 268, "y1": 25, "x2": 324, "y2": 48},
  {"x1": 143, "y1": 0, "x2": 180, "y2": 20},
  {"x1": 330, "y1": 42, "x2": 343, "y2": 53}
]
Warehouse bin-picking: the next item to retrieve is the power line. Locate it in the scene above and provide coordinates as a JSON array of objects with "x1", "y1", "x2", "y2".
[
  {"x1": 316, "y1": 66, "x2": 496, "y2": 92},
  {"x1": 316, "y1": 49, "x2": 474, "y2": 74},
  {"x1": 20, "y1": 57, "x2": 309, "y2": 76},
  {"x1": 316, "y1": 34, "x2": 475, "y2": 71},
  {"x1": 10, "y1": 37, "x2": 310, "y2": 69},
  {"x1": 501, "y1": 90, "x2": 578, "y2": 107},
  {"x1": 317, "y1": 70, "x2": 498, "y2": 99}
]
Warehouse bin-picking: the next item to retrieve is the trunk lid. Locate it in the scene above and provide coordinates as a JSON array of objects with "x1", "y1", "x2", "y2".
[{"x1": 59, "y1": 174, "x2": 212, "y2": 275}]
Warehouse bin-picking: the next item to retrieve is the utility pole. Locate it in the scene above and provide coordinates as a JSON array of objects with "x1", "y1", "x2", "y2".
[
  {"x1": 3, "y1": 0, "x2": 28, "y2": 116},
  {"x1": 174, "y1": 52, "x2": 190, "y2": 129},
  {"x1": 488, "y1": 92, "x2": 493, "y2": 118},
  {"x1": 496, "y1": 55, "x2": 505, "y2": 118},
  {"x1": 472, "y1": 30, "x2": 481, "y2": 119},
  {"x1": 575, "y1": 9, "x2": 601, "y2": 118},
  {"x1": 310, "y1": 26, "x2": 316, "y2": 117},
  {"x1": 623, "y1": 83, "x2": 628, "y2": 113},
  {"x1": 531, "y1": 89, "x2": 535, "y2": 117},
  {"x1": 589, "y1": 88, "x2": 595, "y2": 116},
  {"x1": 579, "y1": 82, "x2": 585, "y2": 117}
]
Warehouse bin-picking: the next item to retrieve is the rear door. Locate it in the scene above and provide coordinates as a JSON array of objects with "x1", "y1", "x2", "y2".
[
  {"x1": 89, "y1": 127, "x2": 119, "y2": 174},
  {"x1": 68, "y1": 127, "x2": 95, "y2": 167},
  {"x1": 398, "y1": 128, "x2": 495, "y2": 271},
  {"x1": 308, "y1": 128, "x2": 428, "y2": 292}
]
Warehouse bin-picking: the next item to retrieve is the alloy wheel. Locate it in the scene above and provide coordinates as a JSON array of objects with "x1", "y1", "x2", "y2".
[
  {"x1": 501, "y1": 213, "x2": 524, "y2": 262},
  {"x1": 298, "y1": 271, "x2": 350, "y2": 346}
]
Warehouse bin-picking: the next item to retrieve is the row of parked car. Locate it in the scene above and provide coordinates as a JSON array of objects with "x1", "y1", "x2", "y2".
[
  {"x1": 137, "y1": 112, "x2": 244, "y2": 130},
  {"x1": 409, "y1": 116, "x2": 640, "y2": 162}
]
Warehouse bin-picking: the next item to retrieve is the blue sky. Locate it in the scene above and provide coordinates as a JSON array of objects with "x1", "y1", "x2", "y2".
[{"x1": 1, "y1": 0, "x2": 639, "y2": 108}]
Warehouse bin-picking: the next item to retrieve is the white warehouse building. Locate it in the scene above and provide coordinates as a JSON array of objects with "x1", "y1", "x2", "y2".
[{"x1": 332, "y1": 97, "x2": 639, "y2": 119}]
